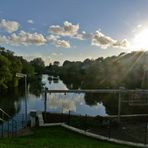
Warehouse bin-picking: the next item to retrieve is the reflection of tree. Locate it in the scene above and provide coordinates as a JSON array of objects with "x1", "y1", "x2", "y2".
[
  {"x1": 0, "y1": 88, "x2": 21, "y2": 118},
  {"x1": 84, "y1": 93, "x2": 118, "y2": 115},
  {"x1": 29, "y1": 75, "x2": 43, "y2": 97},
  {"x1": 84, "y1": 93, "x2": 102, "y2": 106}
]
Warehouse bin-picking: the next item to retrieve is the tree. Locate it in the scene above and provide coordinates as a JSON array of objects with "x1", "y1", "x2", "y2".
[
  {"x1": 0, "y1": 55, "x2": 12, "y2": 89},
  {"x1": 53, "y1": 61, "x2": 60, "y2": 67},
  {"x1": 30, "y1": 58, "x2": 45, "y2": 74}
]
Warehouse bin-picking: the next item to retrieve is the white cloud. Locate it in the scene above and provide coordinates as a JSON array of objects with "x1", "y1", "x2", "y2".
[
  {"x1": 0, "y1": 19, "x2": 20, "y2": 33},
  {"x1": 137, "y1": 24, "x2": 142, "y2": 28},
  {"x1": 112, "y1": 39, "x2": 129, "y2": 49},
  {"x1": 54, "y1": 39, "x2": 70, "y2": 48},
  {"x1": 47, "y1": 34, "x2": 60, "y2": 42},
  {"x1": 49, "y1": 21, "x2": 79, "y2": 37},
  {"x1": 0, "y1": 35, "x2": 8, "y2": 44},
  {"x1": 27, "y1": 19, "x2": 34, "y2": 24},
  {"x1": 73, "y1": 31, "x2": 93, "y2": 40},
  {"x1": 7, "y1": 31, "x2": 47, "y2": 46},
  {"x1": 92, "y1": 31, "x2": 129, "y2": 49},
  {"x1": 47, "y1": 34, "x2": 70, "y2": 48}
]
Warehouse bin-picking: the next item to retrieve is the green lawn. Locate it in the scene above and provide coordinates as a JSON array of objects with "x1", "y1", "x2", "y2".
[{"x1": 0, "y1": 126, "x2": 131, "y2": 148}]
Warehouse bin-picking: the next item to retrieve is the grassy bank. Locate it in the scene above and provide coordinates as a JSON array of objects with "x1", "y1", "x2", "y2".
[{"x1": 0, "y1": 126, "x2": 131, "y2": 148}]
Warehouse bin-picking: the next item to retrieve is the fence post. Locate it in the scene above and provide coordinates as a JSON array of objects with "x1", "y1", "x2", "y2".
[
  {"x1": 144, "y1": 122, "x2": 148, "y2": 145},
  {"x1": 61, "y1": 112, "x2": 63, "y2": 123},
  {"x1": 44, "y1": 87, "x2": 48, "y2": 122},
  {"x1": 68, "y1": 110, "x2": 71, "y2": 125},
  {"x1": 44, "y1": 87, "x2": 48, "y2": 113},
  {"x1": 15, "y1": 121, "x2": 17, "y2": 136},
  {"x1": 7, "y1": 120, "x2": 9, "y2": 137},
  {"x1": 1, "y1": 123, "x2": 3, "y2": 137},
  {"x1": 85, "y1": 114, "x2": 87, "y2": 131},
  {"x1": 118, "y1": 87, "x2": 125, "y2": 122},
  {"x1": 12, "y1": 120, "x2": 14, "y2": 137},
  {"x1": 108, "y1": 120, "x2": 111, "y2": 139}
]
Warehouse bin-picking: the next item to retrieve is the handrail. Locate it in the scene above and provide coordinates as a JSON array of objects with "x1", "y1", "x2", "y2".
[
  {"x1": 0, "y1": 118, "x2": 4, "y2": 122},
  {"x1": 0, "y1": 108, "x2": 10, "y2": 118},
  {"x1": 0, "y1": 107, "x2": 17, "y2": 137},
  {"x1": 46, "y1": 89, "x2": 148, "y2": 94}
]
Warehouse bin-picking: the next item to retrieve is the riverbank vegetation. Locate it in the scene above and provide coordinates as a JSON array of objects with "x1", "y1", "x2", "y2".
[
  {"x1": 1, "y1": 46, "x2": 148, "y2": 94},
  {"x1": 0, "y1": 47, "x2": 45, "y2": 95},
  {"x1": 46, "y1": 51, "x2": 148, "y2": 89}
]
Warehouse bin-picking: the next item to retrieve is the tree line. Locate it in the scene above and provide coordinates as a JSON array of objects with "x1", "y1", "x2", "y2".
[
  {"x1": 0, "y1": 47, "x2": 45, "y2": 94},
  {"x1": 46, "y1": 51, "x2": 148, "y2": 89}
]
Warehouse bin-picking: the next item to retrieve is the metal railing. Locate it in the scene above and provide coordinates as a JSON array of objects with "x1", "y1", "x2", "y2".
[
  {"x1": 0, "y1": 108, "x2": 17, "y2": 137},
  {"x1": 43, "y1": 88, "x2": 148, "y2": 145}
]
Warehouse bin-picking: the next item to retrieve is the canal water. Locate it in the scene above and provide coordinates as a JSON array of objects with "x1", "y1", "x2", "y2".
[
  {"x1": 0, "y1": 74, "x2": 107, "y2": 127},
  {"x1": 1, "y1": 74, "x2": 148, "y2": 132}
]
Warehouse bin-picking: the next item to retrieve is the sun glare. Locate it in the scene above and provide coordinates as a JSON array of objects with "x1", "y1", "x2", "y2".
[{"x1": 131, "y1": 28, "x2": 148, "y2": 51}]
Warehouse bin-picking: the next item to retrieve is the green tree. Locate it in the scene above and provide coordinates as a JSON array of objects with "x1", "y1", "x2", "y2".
[{"x1": 30, "y1": 58, "x2": 45, "y2": 74}]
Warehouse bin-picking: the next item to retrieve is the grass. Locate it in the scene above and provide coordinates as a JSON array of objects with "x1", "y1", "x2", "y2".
[{"x1": 0, "y1": 126, "x2": 132, "y2": 148}]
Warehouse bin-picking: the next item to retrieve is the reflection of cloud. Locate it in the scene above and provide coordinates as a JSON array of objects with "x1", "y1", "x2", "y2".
[
  {"x1": 47, "y1": 97, "x2": 76, "y2": 113},
  {"x1": 47, "y1": 93, "x2": 84, "y2": 113}
]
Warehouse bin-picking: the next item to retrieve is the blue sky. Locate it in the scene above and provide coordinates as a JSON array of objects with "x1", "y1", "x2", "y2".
[{"x1": 0, "y1": 0, "x2": 148, "y2": 64}]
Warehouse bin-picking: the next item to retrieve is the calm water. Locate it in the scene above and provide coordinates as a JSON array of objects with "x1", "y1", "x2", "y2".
[
  {"x1": 42, "y1": 75, "x2": 107, "y2": 116},
  {"x1": 1, "y1": 74, "x2": 107, "y2": 125},
  {"x1": 1, "y1": 74, "x2": 148, "y2": 129}
]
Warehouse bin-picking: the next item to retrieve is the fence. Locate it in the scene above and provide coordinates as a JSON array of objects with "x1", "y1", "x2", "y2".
[
  {"x1": 43, "y1": 88, "x2": 148, "y2": 145},
  {"x1": 0, "y1": 108, "x2": 27, "y2": 138}
]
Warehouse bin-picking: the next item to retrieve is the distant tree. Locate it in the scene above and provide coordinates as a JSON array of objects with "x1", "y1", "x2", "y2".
[
  {"x1": 53, "y1": 61, "x2": 60, "y2": 67},
  {"x1": 30, "y1": 58, "x2": 45, "y2": 74},
  {"x1": 0, "y1": 55, "x2": 12, "y2": 89}
]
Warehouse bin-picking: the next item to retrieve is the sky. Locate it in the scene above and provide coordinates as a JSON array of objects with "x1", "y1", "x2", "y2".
[{"x1": 0, "y1": 0, "x2": 148, "y2": 65}]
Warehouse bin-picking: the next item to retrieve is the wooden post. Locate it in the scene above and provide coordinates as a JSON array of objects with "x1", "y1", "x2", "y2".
[
  {"x1": 7, "y1": 120, "x2": 9, "y2": 137},
  {"x1": 118, "y1": 87, "x2": 124, "y2": 122},
  {"x1": 44, "y1": 87, "x2": 48, "y2": 122},
  {"x1": 68, "y1": 110, "x2": 71, "y2": 125},
  {"x1": 1, "y1": 123, "x2": 3, "y2": 137},
  {"x1": 85, "y1": 114, "x2": 87, "y2": 131},
  {"x1": 108, "y1": 120, "x2": 111, "y2": 138},
  {"x1": 144, "y1": 122, "x2": 148, "y2": 145},
  {"x1": 44, "y1": 87, "x2": 48, "y2": 113}
]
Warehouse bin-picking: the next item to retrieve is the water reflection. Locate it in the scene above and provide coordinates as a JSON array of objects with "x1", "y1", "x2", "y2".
[
  {"x1": 47, "y1": 93, "x2": 107, "y2": 116},
  {"x1": 39, "y1": 74, "x2": 107, "y2": 116},
  {"x1": 1, "y1": 73, "x2": 148, "y2": 126}
]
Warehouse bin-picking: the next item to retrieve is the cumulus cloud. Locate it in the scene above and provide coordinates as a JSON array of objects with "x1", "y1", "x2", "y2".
[
  {"x1": 112, "y1": 39, "x2": 129, "y2": 49},
  {"x1": 0, "y1": 19, "x2": 20, "y2": 33},
  {"x1": 3, "y1": 31, "x2": 47, "y2": 46},
  {"x1": 27, "y1": 19, "x2": 34, "y2": 24},
  {"x1": 54, "y1": 39, "x2": 70, "y2": 48},
  {"x1": 49, "y1": 21, "x2": 79, "y2": 37},
  {"x1": 47, "y1": 34, "x2": 70, "y2": 48},
  {"x1": 0, "y1": 35, "x2": 8, "y2": 44},
  {"x1": 92, "y1": 31, "x2": 129, "y2": 49},
  {"x1": 47, "y1": 34, "x2": 60, "y2": 42},
  {"x1": 73, "y1": 31, "x2": 93, "y2": 40}
]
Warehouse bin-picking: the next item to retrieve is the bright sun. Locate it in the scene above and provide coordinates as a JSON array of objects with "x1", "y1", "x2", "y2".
[{"x1": 131, "y1": 29, "x2": 148, "y2": 51}]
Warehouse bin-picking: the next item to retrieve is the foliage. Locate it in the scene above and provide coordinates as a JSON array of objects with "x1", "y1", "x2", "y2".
[
  {"x1": 30, "y1": 57, "x2": 45, "y2": 74},
  {"x1": 48, "y1": 51, "x2": 148, "y2": 89},
  {"x1": 0, "y1": 47, "x2": 35, "y2": 93}
]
